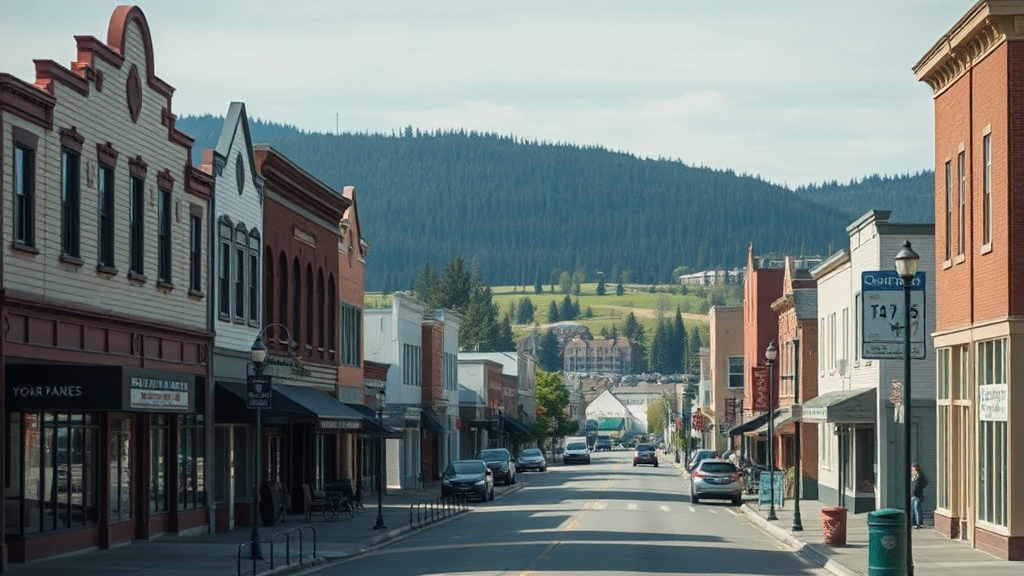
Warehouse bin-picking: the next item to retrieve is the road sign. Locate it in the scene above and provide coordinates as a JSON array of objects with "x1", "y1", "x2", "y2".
[
  {"x1": 247, "y1": 371, "x2": 272, "y2": 409},
  {"x1": 861, "y1": 271, "x2": 926, "y2": 359}
]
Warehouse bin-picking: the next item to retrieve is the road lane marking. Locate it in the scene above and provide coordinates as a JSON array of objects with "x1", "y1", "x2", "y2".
[
  {"x1": 660, "y1": 505, "x2": 671, "y2": 512},
  {"x1": 627, "y1": 502, "x2": 638, "y2": 510}
]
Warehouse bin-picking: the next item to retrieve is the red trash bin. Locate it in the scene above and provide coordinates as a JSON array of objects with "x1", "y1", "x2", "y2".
[{"x1": 822, "y1": 506, "x2": 848, "y2": 546}]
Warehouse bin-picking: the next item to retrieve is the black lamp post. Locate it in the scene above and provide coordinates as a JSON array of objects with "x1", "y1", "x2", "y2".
[
  {"x1": 791, "y1": 333, "x2": 803, "y2": 531},
  {"x1": 249, "y1": 337, "x2": 268, "y2": 560},
  {"x1": 895, "y1": 240, "x2": 920, "y2": 576},
  {"x1": 765, "y1": 341, "x2": 778, "y2": 521},
  {"x1": 373, "y1": 388, "x2": 388, "y2": 530}
]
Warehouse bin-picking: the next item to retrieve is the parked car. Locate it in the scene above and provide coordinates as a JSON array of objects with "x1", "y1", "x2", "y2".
[
  {"x1": 477, "y1": 448, "x2": 516, "y2": 485},
  {"x1": 594, "y1": 435, "x2": 613, "y2": 451},
  {"x1": 441, "y1": 460, "x2": 494, "y2": 501},
  {"x1": 633, "y1": 443, "x2": 658, "y2": 467},
  {"x1": 562, "y1": 440, "x2": 592, "y2": 465},
  {"x1": 687, "y1": 449, "x2": 718, "y2": 472},
  {"x1": 689, "y1": 458, "x2": 744, "y2": 505},
  {"x1": 515, "y1": 448, "x2": 547, "y2": 472}
]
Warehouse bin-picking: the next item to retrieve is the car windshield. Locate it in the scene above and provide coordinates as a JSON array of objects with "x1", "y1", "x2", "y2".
[
  {"x1": 566, "y1": 442, "x2": 587, "y2": 451},
  {"x1": 449, "y1": 461, "x2": 486, "y2": 475},
  {"x1": 636, "y1": 444, "x2": 654, "y2": 452},
  {"x1": 520, "y1": 449, "x2": 542, "y2": 458},
  {"x1": 477, "y1": 449, "x2": 509, "y2": 461},
  {"x1": 700, "y1": 462, "x2": 737, "y2": 474}
]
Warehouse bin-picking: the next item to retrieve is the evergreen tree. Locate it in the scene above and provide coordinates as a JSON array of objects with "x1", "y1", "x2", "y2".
[
  {"x1": 616, "y1": 279, "x2": 625, "y2": 296},
  {"x1": 538, "y1": 329, "x2": 562, "y2": 371},
  {"x1": 671, "y1": 307, "x2": 687, "y2": 373},
  {"x1": 547, "y1": 301, "x2": 560, "y2": 323},
  {"x1": 559, "y1": 294, "x2": 576, "y2": 321},
  {"x1": 493, "y1": 316, "x2": 516, "y2": 351},
  {"x1": 515, "y1": 297, "x2": 535, "y2": 324},
  {"x1": 558, "y1": 271, "x2": 572, "y2": 294},
  {"x1": 535, "y1": 369, "x2": 574, "y2": 441},
  {"x1": 437, "y1": 256, "x2": 473, "y2": 311},
  {"x1": 596, "y1": 275, "x2": 606, "y2": 296},
  {"x1": 687, "y1": 325, "x2": 703, "y2": 374},
  {"x1": 460, "y1": 282, "x2": 502, "y2": 351},
  {"x1": 413, "y1": 263, "x2": 439, "y2": 305},
  {"x1": 649, "y1": 319, "x2": 672, "y2": 374},
  {"x1": 534, "y1": 269, "x2": 543, "y2": 294}
]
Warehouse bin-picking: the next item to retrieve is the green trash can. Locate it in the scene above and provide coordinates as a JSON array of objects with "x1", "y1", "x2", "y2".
[{"x1": 868, "y1": 508, "x2": 907, "y2": 576}]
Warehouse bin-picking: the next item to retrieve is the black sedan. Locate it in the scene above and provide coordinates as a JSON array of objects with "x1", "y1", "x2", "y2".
[
  {"x1": 515, "y1": 448, "x2": 547, "y2": 472},
  {"x1": 477, "y1": 448, "x2": 516, "y2": 485},
  {"x1": 633, "y1": 443, "x2": 658, "y2": 467},
  {"x1": 441, "y1": 460, "x2": 494, "y2": 501}
]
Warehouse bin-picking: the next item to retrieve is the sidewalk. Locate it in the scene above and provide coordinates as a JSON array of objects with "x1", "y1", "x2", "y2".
[
  {"x1": 667, "y1": 453, "x2": 1011, "y2": 576},
  {"x1": 5, "y1": 482, "x2": 524, "y2": 576}
]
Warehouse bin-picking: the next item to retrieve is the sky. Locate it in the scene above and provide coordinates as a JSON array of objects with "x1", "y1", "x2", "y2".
[{"x1": 1, "y1": 0, "x2": 975, "y2": 188}]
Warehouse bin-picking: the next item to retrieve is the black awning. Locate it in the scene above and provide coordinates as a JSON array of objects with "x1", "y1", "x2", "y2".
[
  {"x1": 345, "y1": 402, "x2": 403, "y2": 438},
  {"x1": 728, "y1": 411, "x2": 770, "y2": 436},
  {"x1": 502, "y1": 415, "x2": 531, "y2": 436},
  {"x1": 420, "y1": 409, "x2": 446, "y2": 433},
  {"x1": 801, "y1": 388, "x2": 875, "y2": 423},
  {"x1": 215, "y1": 381, "x2": 362, "y2": 430}
]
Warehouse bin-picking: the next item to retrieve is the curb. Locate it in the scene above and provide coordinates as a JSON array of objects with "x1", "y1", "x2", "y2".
[{"x1": 738, "y1": 504, "x2": 860, "y2": 576}]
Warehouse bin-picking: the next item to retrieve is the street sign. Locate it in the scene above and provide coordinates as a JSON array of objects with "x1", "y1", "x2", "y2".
[
  {"x1": 861, "y1": 271, "x2": 926, "y2": 360},
  {"x1": 247, "y1": 369, "x2": 272, "y2": 409}
]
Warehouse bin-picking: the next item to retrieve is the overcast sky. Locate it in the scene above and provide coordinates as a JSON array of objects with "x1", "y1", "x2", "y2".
[{"x1": 1, "y1": 1, "x2": 973, "y2": 187}]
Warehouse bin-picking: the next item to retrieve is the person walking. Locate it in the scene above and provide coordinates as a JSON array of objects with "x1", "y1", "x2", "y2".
[{"x1": 911, "y1": 463, "x2": 928, "y2": 529}]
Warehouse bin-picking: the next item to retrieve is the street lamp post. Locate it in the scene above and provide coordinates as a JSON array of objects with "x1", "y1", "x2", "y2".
[
  {"x1": 373, "y1": 388, "x2": 388, "y2": 530},
  {"x1": 791, "y1": 333, "x2": 803, "y2": 532},
  {"x1": 765, "y1": 341, "x2": 778, "y2": 521},
  {"x1": 895, "y1": 240, "x2": 920, "y2": 576},
  {"x1": 248, "y1": 324, "x2": 293, "y2": 560}
]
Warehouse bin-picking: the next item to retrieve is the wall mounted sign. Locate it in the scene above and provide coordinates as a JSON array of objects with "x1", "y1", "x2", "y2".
[{"x1": 861, "y1": 270, "x2": 926, "y2": 359}]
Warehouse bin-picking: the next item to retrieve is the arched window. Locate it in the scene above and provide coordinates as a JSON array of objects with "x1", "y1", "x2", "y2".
[
  {"x1": 305, "y1": 264, "x2": 314, "y2": 349},
  {"x1": 264, "y1": 249, "x2": 274, "y2": 329},
  {"x1": 292, "y1": 258, "x2": 302, "y2": 351},
  {"x1": 317, "y1": 269, "x2": 325, "y2": 352},
  {"x1": 278, "y1": 252, "x2": 288, "y2": 343},
  {"x1": 328, "y1": 275, "x2": 337, "y2": 356}
]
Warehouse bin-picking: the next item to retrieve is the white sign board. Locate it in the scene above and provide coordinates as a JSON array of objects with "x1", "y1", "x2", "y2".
[
  {"x1": 861, "y1": 271, "x2": 926, "y2": 359},
  {"x1": 979, "y1": 384, "x2": 1008, "y2": 422}
]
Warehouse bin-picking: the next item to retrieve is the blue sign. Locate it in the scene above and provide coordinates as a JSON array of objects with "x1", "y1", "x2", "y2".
[
  {"x1": 758, "y1": 472, "x2": 784, "y2": 508},
  {"x1": 861, "y1": 271, "x2": 926, "y2": 360}
]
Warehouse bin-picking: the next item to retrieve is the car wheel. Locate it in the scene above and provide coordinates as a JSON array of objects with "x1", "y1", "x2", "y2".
[
  {"x1": 732, "y1": 495, "x2": 742, "y2": 506},
  {"x1": 633, "y1": 461, "x2": 637, "y2": 467},
  {"x1": 488, "y1": 487, "x2": 494, "y2": 501},
  {"x1": 507, "y1": 474, "x2": 513, "y2": 486},
  {"x1": 692, "y1": 493, "x2": 700, "y2": 504},
  {"x1": 654, "y1": 461, "x2": 659, "y2": 467},
  {"x1": 541, "y1": 466, "x2": 546, "y2": 472}
]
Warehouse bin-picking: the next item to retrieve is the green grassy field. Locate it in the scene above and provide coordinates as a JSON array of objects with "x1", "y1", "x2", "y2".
[{"x1": 367, "y1": 282, "x2": 743, "y2": 343}]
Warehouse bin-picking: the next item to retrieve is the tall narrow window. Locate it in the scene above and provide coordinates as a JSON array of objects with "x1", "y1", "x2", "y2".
[
  {"x1": 14, "y1": 144, "x2": 36, "y2": 248},
  {"x1": 150, "y1": 415, "x2": 168, "y2": 513},
  {"x1": 958, "y1": 151, "x2": 966, "y2": 256},
  {"x1": 293, "y1": 260, "x2": 302, "y2": 348},
  {"x1": 234, "y1": 246, "x2": 245, "y2": 319},
  {"x1": 279, "y1": 253, "x2": 288, "y2": 337},
  {"x1": 983, "y1": 133, "x2": 992, "y2": 246},
  {"x1": 178, "y1": 414, "x2": 205, "y2": 511},
  {"x1": 217, "y1": 217, "x2": 232, "y2": 318},
  {"x1": 158, "y1": 188, "x2": 172, "y2": 283},
  {"x1": 98, "y1": 164, "x2": 116, "y2": 268},
  {"x1": 62, "y1": 149, "x2": 82, "y2": 257},
  {"x1": 305, "y1": 265, "x2": 314, "y2": 347},
  {"x1": 317, "y1": 270, "x2": 325, "y2": 350},
  {"x1": 248, "y1": 231, "x2": 260, "y2": 323},
  {"x1": 189, "y1": 214, "x2": 202, "y2": 292},
  {"x1": 944, "y1": 160, "x2": 951, "y2": 261},
  {"x1": 129, "y1": 176, "x2": 145, "y2": 275}
]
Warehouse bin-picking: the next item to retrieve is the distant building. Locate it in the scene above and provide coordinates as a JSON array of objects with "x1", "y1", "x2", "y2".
[
  {"x1": 563, "y1": 337, "x2": 635, "y2": 375},
  {"x1": 679, "y1": 269, "x2": 745, "y2": 286}
]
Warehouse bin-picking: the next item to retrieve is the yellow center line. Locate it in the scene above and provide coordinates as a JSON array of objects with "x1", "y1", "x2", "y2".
[{"x1": 517, "y1": 463, "x2": 622, "y2": 576}]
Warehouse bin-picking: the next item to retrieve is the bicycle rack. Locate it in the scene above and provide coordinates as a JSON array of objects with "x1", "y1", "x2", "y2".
[
  {"x1": 236, "y1": 524, "x2": 317, "y2": 576},
  {"x1": 408, "y1": 493, "x2": 468, "y2": 529}
]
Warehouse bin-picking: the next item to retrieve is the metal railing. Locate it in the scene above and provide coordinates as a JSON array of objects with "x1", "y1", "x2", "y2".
[
  {"x1": 237, "y1": 524, "x2": 318, "y2": 576},
  {"x1": 409, "y1": 493, "x2": 469, "y2": 529}
]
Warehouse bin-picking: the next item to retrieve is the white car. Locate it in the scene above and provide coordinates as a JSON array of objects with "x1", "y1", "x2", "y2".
[{"x1": 562, "y1": 440, "x2": 591, "y2": 465}]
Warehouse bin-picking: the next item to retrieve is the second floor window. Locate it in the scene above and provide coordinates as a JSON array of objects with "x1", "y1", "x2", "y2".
[
  {"x1": 218, "y1": 216, "x2": 232, "y2": 317},
  {"x1": 61, "y1": 149, "x2": 81, "y2": 257},
  {"x1": 340, "y1": 303, "x2": 362, "y2": 367},
  {"x1": 158, "y1": 188, "x2": 171, "y2": 283},
  {"x1": 129, "y1": 176, "x2": 145, "y2": 275},
  {"x1": 98, "y1": 164, "x2": 115, "y2": 268},
  {"x1": 727, "y1": 357, "x2": 744, "y2": 388},
  {"x1": 189, "y1": 214, "x2": 202, "y2": 292},
  {"x1": 14, "y1": 144, "x2": 35, "y2": 248}
]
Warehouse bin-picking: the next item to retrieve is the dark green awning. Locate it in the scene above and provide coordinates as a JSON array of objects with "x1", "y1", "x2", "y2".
[{"x1": 800, "y1": 388, "x2": 875, "y2": 423}]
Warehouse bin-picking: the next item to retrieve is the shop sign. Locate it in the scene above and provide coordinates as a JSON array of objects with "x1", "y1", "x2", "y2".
[
  {"x1": 861, "y1": 271, "x2": 926, "y2": 359},
  {"x1": 129, "y1": 376, "x2": 191, "y2": 411},
  {"x1": 318, "y1": 419, "x2": 361, "y2": 430},
  {"x1": 979, "y1": 384, "x2": 1007, "y2": 422},
  {"x1": 752, "y1": 366, "x2": 769, "y2": 412}
]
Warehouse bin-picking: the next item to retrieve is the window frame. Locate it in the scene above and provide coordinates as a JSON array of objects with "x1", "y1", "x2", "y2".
[
  {"x1": 157, "y1": 187, "x2": 172, "y2": 285},
  {"x1": 60, "y1": 131, "x2": 83, "y2": 260},
  {"x1": 982, "y1": 133, "x2": 992, "y2": 247},
  {"x1": 726, "y1": 356, "x2": 744, "y2": 389},
  {"x1": 12, "y1": 127, "x2": 38, "y2": 250},
  {"x1": 188, "y1": 207, "x2": 203, "y2": 294},
  {"x1": 96, "y1": 145, "x2": 118, "y2": 272},
  {"x1": 129, "y1": 173, "x2": 146, "y2": 277},
  {"x1": 217, "y1": 216, "x2": 233, "y2": 319}
]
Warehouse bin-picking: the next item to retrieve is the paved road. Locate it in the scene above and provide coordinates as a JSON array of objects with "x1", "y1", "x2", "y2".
[{"x1": 312, "y1": 449, "x2": 829, "y2": 576}]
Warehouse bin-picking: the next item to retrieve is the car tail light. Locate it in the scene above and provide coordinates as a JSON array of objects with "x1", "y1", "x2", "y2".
[
  {"x1": 730, "y1": 472, "x2": 743, "y2": 481},
  {"x1": 692, "y1": 470, "x2": 706, "y2": 479}
]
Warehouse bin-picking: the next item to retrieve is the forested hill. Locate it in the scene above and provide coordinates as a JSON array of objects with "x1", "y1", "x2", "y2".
[{"x1": 178, "y1": 115, "x2": 934, "y2": 291}]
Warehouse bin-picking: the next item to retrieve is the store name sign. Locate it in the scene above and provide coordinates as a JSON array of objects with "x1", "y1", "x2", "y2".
[
  {"x1": 129, "y1": 376, "x2": 191, "y2": 411},
  {"x1": 11, "y1": 384, "x2": 83, "y2": 399}
]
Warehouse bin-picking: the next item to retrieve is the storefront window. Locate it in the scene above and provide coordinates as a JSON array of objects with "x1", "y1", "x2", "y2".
[
  {"x1": 110, "y1": 415, "x2": 132, "y2": 522},
  {"x1": 178, "y1": 414, "x2": 205, "y2": 510},
  {"x1": 151, "y1": 415, "x2": 168, "y2": 513},
  {"x1": 7, "y1": 412, "x2": 99, "y2": 535},
  {"x1": 977, "y1": 338, "x2": 1007, "y2": 526}
]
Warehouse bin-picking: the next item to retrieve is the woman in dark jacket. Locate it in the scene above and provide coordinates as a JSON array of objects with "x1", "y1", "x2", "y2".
[{"x1": 911, "y1": 464, "x2": 927, "y2": 528}]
